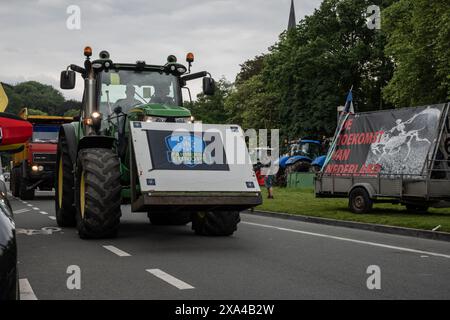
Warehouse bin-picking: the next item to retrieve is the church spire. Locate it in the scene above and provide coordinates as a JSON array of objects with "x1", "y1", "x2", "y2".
[{"x1": 288, "y1": 0, "x2": 296, "y2": 31}]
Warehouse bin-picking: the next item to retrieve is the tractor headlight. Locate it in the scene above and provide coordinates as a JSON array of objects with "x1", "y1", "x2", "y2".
[
  {"x1": 144, "y1": 116, "x2": 167, "y2": 123},
  {"x1": 84, "y1": 112, "x2": 103, "y2": 128},
  {"x1": 175, "y1": 116, "x2": 194, "y2": 123}
]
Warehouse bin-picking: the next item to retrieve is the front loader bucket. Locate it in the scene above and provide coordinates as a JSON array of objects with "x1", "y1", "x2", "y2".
[{"x1": 129, "y1": 121, "x2": 262, "y2": 212}]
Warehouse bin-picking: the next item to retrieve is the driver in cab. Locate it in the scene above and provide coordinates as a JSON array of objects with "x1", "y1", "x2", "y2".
[
  {"x1": 150, "y1": 82, "x2": 174, "y2": 105},
  {"x1": 113, "y1": 84, "x2": 142, "y2": 112}
]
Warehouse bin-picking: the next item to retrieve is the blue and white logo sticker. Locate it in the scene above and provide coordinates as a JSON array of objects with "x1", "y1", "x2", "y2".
[{"x1": 165, "y1": 133, "x2": 207, "y2": 167}]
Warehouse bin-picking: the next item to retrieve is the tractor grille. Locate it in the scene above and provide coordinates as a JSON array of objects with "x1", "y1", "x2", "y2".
[{"x1": 33, "y1": 153, "x2": 56, "y2": 163}]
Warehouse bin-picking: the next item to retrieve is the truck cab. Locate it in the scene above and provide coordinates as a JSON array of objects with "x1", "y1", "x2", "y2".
[{"x1": 10, "y1": 109, "x2": 73, "y2": 199}]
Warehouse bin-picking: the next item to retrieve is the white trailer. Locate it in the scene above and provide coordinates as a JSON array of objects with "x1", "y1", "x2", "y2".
[{"x1": 315, "y1": 103, "x2": 450, "y2": 213}]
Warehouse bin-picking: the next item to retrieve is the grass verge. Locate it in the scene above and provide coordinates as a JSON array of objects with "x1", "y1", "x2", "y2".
[{"x1": 256, "y1": 187, "x2": 450, "y2": 233}]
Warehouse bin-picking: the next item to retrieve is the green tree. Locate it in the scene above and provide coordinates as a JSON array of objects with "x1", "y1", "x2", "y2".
[
  {"x1": 63, "y1": 109, "x2": 80, "y2": 117},
  {"x1": 187, "y1": 77, "x2": 232, "y2": 124},
  {"x1": 383, "y1": 0, "x2": 450, "y2": 107},
  {"x1": 229, "y1": 0, "x2": 394, "y2": 142},
  {"x1": 6, "y1": 81, "x2": 65, "y2": 115},
  {"x1": 27, "y1": 108, "x2": 48, "y2": 115}
]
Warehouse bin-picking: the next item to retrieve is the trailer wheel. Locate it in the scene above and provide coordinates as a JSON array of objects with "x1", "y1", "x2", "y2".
[
  {"x1": 349, "y1": 187, "x2": 373, "y2": 214},
  {"x1": 10, "y1": 167, "x2": 20, "y2": 197},
  {"x1": 191, "y1": 210, "x2": 240, "y2": 236},
  {"x1": 75, "y1": 148, "x2": 122, "y2": 239},
  {"x1": 406, "y1": 204, "x2": 429, "y2": 214},
  {"x1": 19, "y1": 180, "x2": 34, "y2": 200},
  {"x1": 148, "y1": 211, "x2": 191, "y2": 225},
  {"x1": 55, "y1": 135, "x2": 76, "y2": 227}
]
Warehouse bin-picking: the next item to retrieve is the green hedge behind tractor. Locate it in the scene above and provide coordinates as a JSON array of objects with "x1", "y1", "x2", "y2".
[{"x1": 56, "y1": 47, "x2": 262, "y2": 239}]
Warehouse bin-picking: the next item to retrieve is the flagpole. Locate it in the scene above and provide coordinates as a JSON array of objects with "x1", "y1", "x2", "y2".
[{"x1": 321, "y1": 87, "x2": 354, "y2": 173}]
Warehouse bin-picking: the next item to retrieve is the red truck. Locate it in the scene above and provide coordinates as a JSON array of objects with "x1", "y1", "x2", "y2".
[{"x1": 10, "y1": 108, "x2": 73, "y2": 199}]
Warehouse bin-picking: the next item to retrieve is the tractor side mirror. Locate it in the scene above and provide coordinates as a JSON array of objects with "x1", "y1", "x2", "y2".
[
  {"x1": 203, "y1": 77, "x2": 215, "y2": 96},
  {"x1": 60, "y1": 70, "x2": 76, "y2": 90}
]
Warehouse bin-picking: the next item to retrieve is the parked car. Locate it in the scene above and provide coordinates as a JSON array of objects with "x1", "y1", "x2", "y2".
[
  {"x1": 0, "y1": 111, "x2": 33, "y2": 300},
  {"x1": 0, "y1": 182, "x2": 18, "y2": 300}
]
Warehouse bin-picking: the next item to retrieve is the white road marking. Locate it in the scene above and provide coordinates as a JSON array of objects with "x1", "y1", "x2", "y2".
[
  {"x1": 103, "y1": 245, "x2": 131, "y2": 257},
  {"x1": 48, "y1": 216, "x2": 56, "y2": 220},
  {"x1": 40, "y1": 211, "x2": 48, "y2": 215},
  {"x1": 19, "y1": 278, "x2": 38, "y2": 300},
  {"x1": 146, "y1": 269, "x2": 195, "y2": 290},
  {"x1": 242, "y1": 222, "x2": 450, "y2": 259},
  {"x1": 32, "y1": 207, "x2": 40, "y2": 210},
  {"x1": 27, "y1": 204, "x2": 33, "y2": 207},
  {"x1": 22, "y1": 201, "x2": 28, "y2": 204},
  {"x1": 14, "y1": 208, "x2": 32, "y2": 214}
]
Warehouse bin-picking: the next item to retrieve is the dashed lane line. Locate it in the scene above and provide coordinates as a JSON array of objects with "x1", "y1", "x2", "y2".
[
  {"x1": 13, "y1": 208, "x2": 32, "y2": 214},
  {"x1": 19, "y1": 278, "x2": 38, "y2": 300},
  {"x1": 103, "y1": 245, "x2": 131, "y2": 257},
  {"x1": 146, "y1": 269, "x2": 195, "y2": 290},
  {"x1": 32, "y1": 207, "x2": 40, "y2": 210},
  {"x1": 242, "y1": 221, "x2": 450, "y2": 259},
  {"x1": 40, "y1": 211, "x2": 48, "y2": 215},
  {"x1": 48, "y1": 216, "x2": 56, "y2": 220}
]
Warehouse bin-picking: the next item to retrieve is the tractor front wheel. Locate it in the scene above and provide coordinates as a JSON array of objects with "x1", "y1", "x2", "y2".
[
  {"x1": 75, "y1": 148, "x2": 122, "y2": 239},
  {"x1": 191, "y1": 210, "x2": 240, "y2": 236},
  {"x1": 55, "y1": 135, "x2": 76, "y2": 227}
]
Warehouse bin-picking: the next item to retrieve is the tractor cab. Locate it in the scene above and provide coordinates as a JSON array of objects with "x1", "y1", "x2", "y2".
[{"x1": 290, "y1": 139, "x2": 322, "y2": 161}]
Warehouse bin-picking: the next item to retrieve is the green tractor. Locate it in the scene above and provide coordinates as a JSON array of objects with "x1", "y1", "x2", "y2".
[{"x1": 56, "y1": 47, "x2": 261, "y2": 239}]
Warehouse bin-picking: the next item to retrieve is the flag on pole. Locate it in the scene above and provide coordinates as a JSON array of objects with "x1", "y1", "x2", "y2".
[{"x1": 344, "y1": 88, "x2": 355, "y2": 113}]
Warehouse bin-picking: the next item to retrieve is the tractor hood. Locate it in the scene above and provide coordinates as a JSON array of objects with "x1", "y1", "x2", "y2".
[{"x1": 128, "y1": 103, "x2": 191, "y2": 119}]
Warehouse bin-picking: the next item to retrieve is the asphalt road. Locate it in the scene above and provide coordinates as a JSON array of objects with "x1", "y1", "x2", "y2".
[{"x1": 8, "y1": 191, "x2": 450, "y2": 300}]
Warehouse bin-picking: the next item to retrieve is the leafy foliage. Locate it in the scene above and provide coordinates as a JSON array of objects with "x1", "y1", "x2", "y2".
[
  {"x1": 382, "y1": 0, "x2": 450, "y2": 106},
  {"x1": 3, "y1": 81, "x2": 75, "y2": 116}
]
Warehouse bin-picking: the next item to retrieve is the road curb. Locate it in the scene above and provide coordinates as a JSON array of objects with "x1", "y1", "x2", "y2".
[{"x1": 246, "y1": 210, "x2": 450, "y2": 242}]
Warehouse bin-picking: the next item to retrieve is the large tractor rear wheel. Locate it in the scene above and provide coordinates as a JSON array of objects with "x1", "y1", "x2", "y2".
[
  {"x1": 75, "y1": 148, "x2": 121, "y2": 239},
  {"x1": 148, "y1": 210, "x2": 191, "y2": 225},
  {"x1": 55, "y1": 135, "x2": 76, "y2": 227},
  {"x1": 10, "y1": 167, "x2": 20, "y2": 197},
  {"x1": 191, "y1": 210, "x2": 240, "y2": 236}
]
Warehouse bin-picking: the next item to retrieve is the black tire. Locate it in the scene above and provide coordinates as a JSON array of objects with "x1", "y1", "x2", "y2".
[
  {"x1": 75, "y1": 148, "x2": 121, "y2": 239},
  {"x1": 148, "y1": 211, "x2": 191, "y2": 225},
  {"x1": 285, "y1": 161, "x2": 311, "y2": 175},
  {"x1": 405, "y1": 204, "x2": 429, "y2": 214},
  {"x1": 55, "y1": 135, "x2": 76, "y2": 227},
  {"x1": 19, "y1": 179, "x2": 34, "y2": 200},
  {"x1": 10, "y1": 167, "x2": 20, "y2": 197},
  {"x1": 349, "y1": 187, "x2": 373, "y2": 214},
  {"x1": 191, "y1": 210, "x2": 240, "y2": 236}
]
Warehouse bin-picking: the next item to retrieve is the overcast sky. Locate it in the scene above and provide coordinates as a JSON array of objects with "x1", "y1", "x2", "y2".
[{"x1": 0, "y1": 0, "x2": 322, "y2": 100}]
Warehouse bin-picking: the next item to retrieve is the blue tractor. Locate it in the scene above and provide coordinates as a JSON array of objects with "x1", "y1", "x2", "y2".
[{"x1": 275, "y1": 138, "x2": 327, "y2": 186}]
